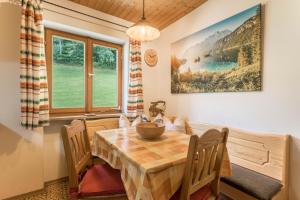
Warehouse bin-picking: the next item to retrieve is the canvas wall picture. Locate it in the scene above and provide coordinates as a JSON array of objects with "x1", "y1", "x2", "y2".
[{"x1": 171, "y1": 4, "x2": 262, "y2": 93}]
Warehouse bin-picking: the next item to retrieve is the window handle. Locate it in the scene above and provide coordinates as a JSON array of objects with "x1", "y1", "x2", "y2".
[{"x1": 88, "y1": 73, "x2": 95, "y2": 77}]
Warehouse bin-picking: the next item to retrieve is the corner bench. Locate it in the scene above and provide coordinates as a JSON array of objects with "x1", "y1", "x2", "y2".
[{"x1": 186, "y1": 122, "x2": 290, "y2": 200}]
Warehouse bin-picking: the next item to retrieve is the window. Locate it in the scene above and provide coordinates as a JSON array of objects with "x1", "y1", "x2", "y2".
[{"x1": 45, "y1": 29, "x2": 122, "y2": 115}]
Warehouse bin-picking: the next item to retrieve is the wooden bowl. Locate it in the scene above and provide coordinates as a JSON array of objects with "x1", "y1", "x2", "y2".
[{"x1": 136, "y1": 122, "x2": 165, "y2": 140}]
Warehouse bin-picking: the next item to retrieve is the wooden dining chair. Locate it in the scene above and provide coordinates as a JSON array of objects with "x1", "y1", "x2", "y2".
[
  {"x1": 61, "y1": 120, "x2": 127, "y2": 200},
  {"x1": 170, "y1": 128, "x2": 229, "y2": 200}
]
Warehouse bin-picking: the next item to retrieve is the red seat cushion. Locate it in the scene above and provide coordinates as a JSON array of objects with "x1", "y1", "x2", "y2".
[
  {"x1": 79, "y1": 164, "x2": 126, "y2": 197},
  {"x1": 170, "y1": 184, "x2": 212, "y2": 200}
]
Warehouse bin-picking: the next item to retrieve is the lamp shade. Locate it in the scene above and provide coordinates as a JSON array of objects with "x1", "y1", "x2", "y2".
[{"x1": 126, "y1": 19, "x2": 160, "y2": 42}]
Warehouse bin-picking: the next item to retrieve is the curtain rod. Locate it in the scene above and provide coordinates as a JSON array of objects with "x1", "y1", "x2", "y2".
[{"x1": 42, "y1": 0, "x2": 130, "y2": 29}]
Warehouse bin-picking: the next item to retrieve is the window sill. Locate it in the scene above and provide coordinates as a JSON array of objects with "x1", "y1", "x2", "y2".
[{"x1": 49, "y1": 112, "x2": 123, "y2": 121}]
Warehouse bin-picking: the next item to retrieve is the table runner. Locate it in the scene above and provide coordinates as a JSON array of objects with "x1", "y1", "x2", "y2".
[{"x1": 93, "y1": 127, "x2": 231, "y2": 200}]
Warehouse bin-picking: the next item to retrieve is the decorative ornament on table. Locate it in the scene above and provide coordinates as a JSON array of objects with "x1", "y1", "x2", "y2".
[
  {"x1": 144, "y1": 49, "x2": 158, "y2": 67},
  {"x1": 149, "y1": 100, "x2": 166, "y2": 117},
  {"x1": 119, "y1": 114, "x2": 131, "y2": 128},
  {"x1": 131, "y1": 114, "x2": 150, "y2": 127},
  {"x1": 141, "y1": 113, "x2": 151, "y2": 122},
  {"x1": 153, "y1": 113, "x2": 164, "y2": 126},
  {"x1": 131, "y1": 116, "x2": 142, "y2": 127}
]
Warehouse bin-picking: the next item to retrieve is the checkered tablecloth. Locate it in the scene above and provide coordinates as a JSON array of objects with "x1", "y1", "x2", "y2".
[{"x1": 93, "y1": 127, "x2": 231, "y2": 200}]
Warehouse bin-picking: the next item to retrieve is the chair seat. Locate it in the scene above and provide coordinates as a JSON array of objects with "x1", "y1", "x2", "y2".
[
  {"x1": 220, "y1": 164, "x2": 282, "y2": 200},
  {"x1": 170, "y1": 184, "x2": 212, "y2": 200},
  {"x1": 79, "y1": 164, "x2": 126, "y2": 197}
]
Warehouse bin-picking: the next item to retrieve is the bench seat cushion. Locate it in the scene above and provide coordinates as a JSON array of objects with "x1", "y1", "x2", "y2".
[{"x1": 221, "y1": 164, "x2": 282, "y2": 200}]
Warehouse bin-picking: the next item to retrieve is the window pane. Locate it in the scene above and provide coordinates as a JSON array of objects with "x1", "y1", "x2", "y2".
[
  {"x1": 52, "y1": 36, "x2": 85, "y2": 108},
  {"x1": 92, "y1": 44, "x2": 118, "y2": 107}
]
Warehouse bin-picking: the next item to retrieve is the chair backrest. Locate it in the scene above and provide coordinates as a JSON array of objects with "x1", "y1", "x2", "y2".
[
  {"x1": 180, "y1": 128, "x2": 229, "y2": 200},
  {"x1": 61, "y1": 120, "x2": 93, "y2": 189},
  {"x1": 85, "y1": 118, "x2": 119, "y2": 142}
]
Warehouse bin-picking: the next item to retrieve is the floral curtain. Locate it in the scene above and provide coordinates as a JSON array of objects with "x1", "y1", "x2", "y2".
[
  {"x1": 127, "y1": 39, "x2": 144, "y2": 120},
  {"x1": 20, "y1": 0, "x2": 49, "y2": 129}
]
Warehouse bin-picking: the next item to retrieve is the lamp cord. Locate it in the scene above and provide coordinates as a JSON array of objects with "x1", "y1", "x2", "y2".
[{"x1": 142, "y1": 0, "x2": 146, "y2": 20}]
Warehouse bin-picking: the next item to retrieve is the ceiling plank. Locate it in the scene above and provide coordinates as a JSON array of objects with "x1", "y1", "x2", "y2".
[
  {"x1": 156, "y1": 0, "x2": 208, "y2": 29},
  {"x1": 65, "y1": 0, "x2": 207, "y2": 30}
]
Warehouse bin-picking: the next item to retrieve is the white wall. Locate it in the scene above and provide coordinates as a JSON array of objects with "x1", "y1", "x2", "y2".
[
  {"x1": 43, "y1": 121, "x2": 69, "y2": 182},
  {"x1": 143, "y1": 0, "x2": 300, "y2": 199},
  {"x1": 0, "y1": 4, "x2": 44, "y2": 199}
]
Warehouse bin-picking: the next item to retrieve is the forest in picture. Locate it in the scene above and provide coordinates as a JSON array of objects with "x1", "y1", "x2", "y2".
[{"x1": 171, "y1": 5, "x2": 262, "y2": 93}]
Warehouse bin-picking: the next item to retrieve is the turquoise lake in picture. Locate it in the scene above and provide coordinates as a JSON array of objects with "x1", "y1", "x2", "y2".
[{"x1": 199, "y1": 58, "x2": 237, "y2": 72}]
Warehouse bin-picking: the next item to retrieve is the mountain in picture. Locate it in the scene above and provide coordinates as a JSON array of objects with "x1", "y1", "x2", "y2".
[{"x1": 171, "y1": 4, "x2": 262, "y2": 93}]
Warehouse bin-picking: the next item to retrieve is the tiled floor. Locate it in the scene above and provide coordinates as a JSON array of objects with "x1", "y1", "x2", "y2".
[
  {"x1": 6, "y1": 179, "x2": 232, "y2": 200},
  {"x1": 6, "y1": 179, "x2": 69, "y2": 200}
]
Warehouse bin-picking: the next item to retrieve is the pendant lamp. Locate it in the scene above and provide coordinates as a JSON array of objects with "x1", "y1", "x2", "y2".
[{"x1": 126, "y1": 0, "x2": 160, "y2": 42}]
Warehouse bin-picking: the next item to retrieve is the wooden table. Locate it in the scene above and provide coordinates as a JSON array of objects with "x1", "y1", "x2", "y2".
[{"x1": 93, "y1": 127, "x2": 231, "y2": 200}]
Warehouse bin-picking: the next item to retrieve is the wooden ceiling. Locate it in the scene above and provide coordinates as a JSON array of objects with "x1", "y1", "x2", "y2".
[{"x1": 68, "y1": 0, "x2": 207, "y2": 30}]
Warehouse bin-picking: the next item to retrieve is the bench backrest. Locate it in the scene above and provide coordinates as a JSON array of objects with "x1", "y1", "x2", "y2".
[
  {"x1": 84, "y1": 118, "x2": 119, "y2": 141},
  {"x1": 187, "y1": 122, "x2": 290, "y2": 187}
]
